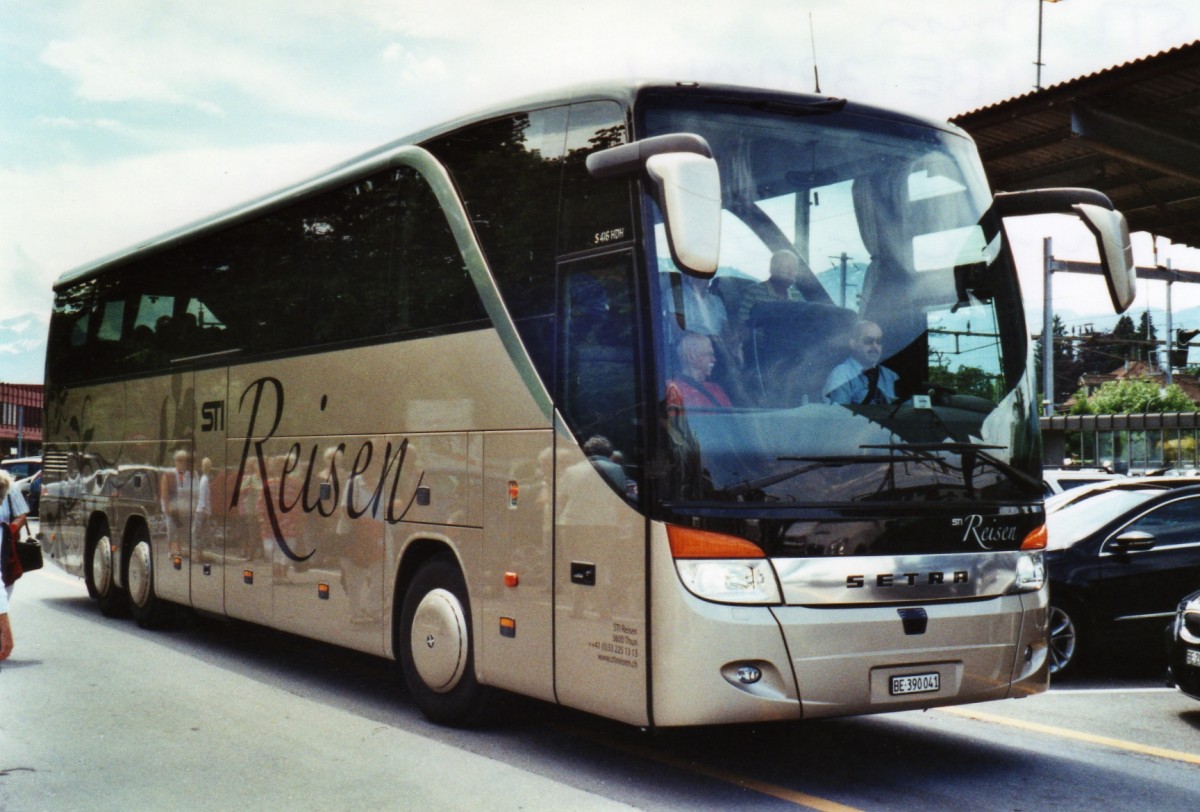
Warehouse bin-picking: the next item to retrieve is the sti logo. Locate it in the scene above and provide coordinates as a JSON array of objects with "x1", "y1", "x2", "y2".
[{"x1": 201, "y1": 401, "x2": 225, "y2": 433}]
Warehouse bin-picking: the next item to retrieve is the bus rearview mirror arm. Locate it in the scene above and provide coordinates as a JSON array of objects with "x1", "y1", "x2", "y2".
[
  {"x1": 993, "y1": 187, "x2": 1136, "y2": 314},
  {"x1": 587, "y1": 133, "x2": 722, "y2": 278}
]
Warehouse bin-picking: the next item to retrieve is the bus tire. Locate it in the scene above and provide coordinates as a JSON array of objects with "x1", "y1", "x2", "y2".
[
  {"x1": 399, "y1": 554, "x2": 493, "y2": 726},
  {"x1": 126, "y1": 525, "x2": 171, "y2": 629},
  {"x1": 87, "y1": 524, "x2": 127, "y2": 618}
]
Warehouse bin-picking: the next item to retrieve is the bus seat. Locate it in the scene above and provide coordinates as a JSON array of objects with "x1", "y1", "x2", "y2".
[{"x1": 745, "y1": 301, "x2": 858, "y2": 406}]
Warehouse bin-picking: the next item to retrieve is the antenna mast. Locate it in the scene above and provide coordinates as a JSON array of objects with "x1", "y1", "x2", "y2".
[{"x1": 809, "y1": 13, "x2": 822, "y2": 94}]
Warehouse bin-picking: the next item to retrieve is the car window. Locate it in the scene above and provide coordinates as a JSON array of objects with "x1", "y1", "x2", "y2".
[
  {"x1": 1046, "y1": 490, "x2": 1162, "y2": 549},
  {"x1": 1, "y1": 461, "x2": 39, "y2": 479},
  {"x1": 1120, "y1": 496, "x2": 1200, "y2": 549}
]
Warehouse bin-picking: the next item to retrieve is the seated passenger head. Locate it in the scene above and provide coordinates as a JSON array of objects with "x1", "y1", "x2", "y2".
[
  {"x1": 677, "y1": 331, "x2": 717, "y2": 382},
  {"x1": 769, "y1": 251, "x2": 800, "y2": 285},
  {"x1": 850, "y1": 320, "x2": 885, "y2": 369},
  {"x1": 583, "y1": 435, "x2": 614, "y2": 458}
]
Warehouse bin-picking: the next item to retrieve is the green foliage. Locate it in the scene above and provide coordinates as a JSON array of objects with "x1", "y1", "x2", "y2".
[
  {"x1": 1071, "y1": 378, "x2": 1198, "y2": 415},
  {"x1": 928, "y1": 364, "x2": 998, "y2": 401}
]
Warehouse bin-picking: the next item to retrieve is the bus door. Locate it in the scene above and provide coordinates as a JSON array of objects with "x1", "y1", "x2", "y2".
[
  {"x1": 191, "y1": 366, "x2": 228, "y2": 614},
  {"x1": 552, "y1": 252, "x2": 650, "y2": 725}
]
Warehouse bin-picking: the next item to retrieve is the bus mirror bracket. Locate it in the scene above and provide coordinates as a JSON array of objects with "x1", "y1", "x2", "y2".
[
  {"x1": 587, "y1": 133, "x2": 721, "y2": 277},
  {"x1": 992, "y1": 187, "x2": 1136, "y2": 314}
]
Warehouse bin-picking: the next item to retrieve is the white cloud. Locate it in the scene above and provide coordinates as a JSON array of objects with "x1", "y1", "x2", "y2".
[
  {"x1": 41, "y1": 36, "x2": 226, "y2": 115},
  {"x1": 0, "y1": 139, "x2": 367, "y2": 312}
]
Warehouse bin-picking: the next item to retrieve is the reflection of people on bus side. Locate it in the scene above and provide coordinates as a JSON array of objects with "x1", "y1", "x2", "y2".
[
  {"x1": 735, "y1": 250, "x2": 805, "y2": 326},
  {"x1": 822, "y1": 320, "x2": 899, "y2": 405},
  {"x1": 667, "y1": 332, "x2": 733, "y2": 409},
  {"x1": 193, "y1": 457, "x2": 213, "y2": 556},
  {"x1": 337, "y1": 456, "x2": 384, "y2": 624},
  {"x1": 160, "y1": 449, "x2": 194, "y2": 557},
  {"x1": 582, "y1": 435, "x2": 628, "y2": 494}
]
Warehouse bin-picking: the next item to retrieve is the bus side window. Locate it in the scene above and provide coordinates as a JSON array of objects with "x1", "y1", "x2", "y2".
[
  {"x1": 424, "y1": 107, "x2": 568, "y2": 385},
  {"x1": 558, "y1": 252, "x2": 642, "y2": 495},
  {"x1": 48, "y1": 281, "x2": 95, "y2": 385},
  {"x1": 558, "y1": 101, "x2": 631, "y2": 255},
  {"x1": 303, "y1": 171, "x2": 397, "y2": 346},
  {"x1": 393, "y1": 167, "x2": 487, "y2": 334}
]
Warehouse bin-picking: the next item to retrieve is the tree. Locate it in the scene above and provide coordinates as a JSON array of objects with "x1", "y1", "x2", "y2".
[
  {"x1": 1137, "y1": 310, "x2": 1159, "y2": 364},
  {"x1": 1071, "y1": 378, "x2": 1197, "y2": 415},
  {"x1": 1109, "y1": 313, "x2": 1139, "y2": 361}
]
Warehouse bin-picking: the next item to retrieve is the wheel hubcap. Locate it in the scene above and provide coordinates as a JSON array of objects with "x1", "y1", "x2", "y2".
[
  {"x1": 127, "y1": 540, "x2": 153, "y2": 608},
  {"x1": 91, "y1": 535, "x2": 113, "y2": 596},
  {"x1": 410, "y1": 588, "x2": 468, "y2": 693}
]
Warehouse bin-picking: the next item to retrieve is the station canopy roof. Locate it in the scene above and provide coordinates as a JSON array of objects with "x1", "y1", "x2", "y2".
[{"x1": 952, "y1": 40, "x2": 1200, "y2": 250}]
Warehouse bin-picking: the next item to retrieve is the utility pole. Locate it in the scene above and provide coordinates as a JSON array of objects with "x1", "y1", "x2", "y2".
[
  {"x1": 1043, "y1": 237, "x2": 1054, "y2": 417},
  {"x1": 1035, "y1": 0, "x2": 1064, "y2": 91}
]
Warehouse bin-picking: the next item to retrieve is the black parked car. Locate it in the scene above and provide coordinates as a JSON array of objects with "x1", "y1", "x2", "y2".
[
  {"x1": 1045, "y1": 483, "x2": 1200, "y2": 677},
  {"x1": 1166, "y1": 589, "x2": 1200, "y2": 700}
]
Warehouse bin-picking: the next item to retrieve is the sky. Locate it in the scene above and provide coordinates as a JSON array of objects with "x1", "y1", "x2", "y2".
[{"x1": 3, "y1": 0, "x2": 1200, "y2": 383}]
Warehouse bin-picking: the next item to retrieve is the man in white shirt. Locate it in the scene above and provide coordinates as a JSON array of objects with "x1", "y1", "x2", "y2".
[{"x1": 823, "y1": 319, "x2": 898, "y2": 406}]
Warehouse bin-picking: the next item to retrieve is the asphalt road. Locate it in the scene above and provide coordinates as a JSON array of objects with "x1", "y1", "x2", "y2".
[{"x1": 3, "y1": 562, "x2": 1199, "y2": 812}]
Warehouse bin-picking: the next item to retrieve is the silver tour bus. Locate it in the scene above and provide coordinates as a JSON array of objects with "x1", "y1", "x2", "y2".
[{"x1": 41, "y1": 81, "x2": 1135, "y2": 727}]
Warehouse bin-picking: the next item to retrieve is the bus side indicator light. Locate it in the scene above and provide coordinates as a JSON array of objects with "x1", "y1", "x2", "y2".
[
  {"x1": 504, "y1": 571, "x2": 519, "y2": 588},
  {"x1": 318, "y1": 583, "x2": 330, "y2": 600},
  {"x1": 1021, "y1": 524, "x2": 1048, "y2": 550},
  {"x1": 243, "y1": 570, "x2": 254, "y2": 585},
  {"x1": 500, "y1": 617, "x2": 516, "y2": 638},
  {"x1": 173, "y1": 557, "x2": 183, "y2": 570},
  {"x1": 507, "y1": 480, "x2": 519, "y2": 509}
]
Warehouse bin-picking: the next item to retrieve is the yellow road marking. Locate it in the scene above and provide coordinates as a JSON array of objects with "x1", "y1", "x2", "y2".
[{"x1": 938, "y1": 706, "x2": 1200, "y2": 766}]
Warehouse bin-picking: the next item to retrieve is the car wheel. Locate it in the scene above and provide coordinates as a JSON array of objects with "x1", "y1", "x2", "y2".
[
  {"x1": 1048, "y1": 602, "x2": 1086, "y2": 678},
  {"x1": 398, "y1": 554, "x2": 493, "y2": 726},
  {"x1": 126, "y1": 526, "x2": 171, "y2": 629},
  {"x1": 87, "y1": 526, "x2": 127, "y2": 617}
]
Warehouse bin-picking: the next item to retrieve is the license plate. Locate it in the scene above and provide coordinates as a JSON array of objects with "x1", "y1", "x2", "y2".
[
  {"x1": 891, "y1": 672, "x2": 941, "y2": 696},
  {"x1": 1187, "y1": 648, "x2": 1200, "y2": 669}
]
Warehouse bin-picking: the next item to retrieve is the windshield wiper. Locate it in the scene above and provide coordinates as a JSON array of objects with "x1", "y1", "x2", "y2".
[{"x1": 860, "y1": 442, "x2": 1042, "y2": 494}]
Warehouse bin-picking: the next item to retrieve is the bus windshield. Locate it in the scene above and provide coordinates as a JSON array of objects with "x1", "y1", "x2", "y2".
[{"x1": 640, "y1": 96, "x2": 1039, "y2": 529}]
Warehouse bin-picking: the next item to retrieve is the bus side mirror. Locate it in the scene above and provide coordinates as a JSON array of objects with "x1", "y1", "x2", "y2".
[
  {"x1": 646, "y1": 152, "x2": 721, "y2": 277},
  {"x1": 993, "y1": 187, "x2": 1136, "y2": 314},
  {"x1": 1073, "y1": 203, "x2": 1136, "y2": 314},
  {"x1": 587, "y1": 133, "x2": 721, "y2": 277}
]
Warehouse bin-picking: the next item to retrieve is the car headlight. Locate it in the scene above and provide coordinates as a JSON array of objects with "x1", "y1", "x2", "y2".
[{"x1": 1180, "y1": 595, "x2": 1200, "y2": 642}]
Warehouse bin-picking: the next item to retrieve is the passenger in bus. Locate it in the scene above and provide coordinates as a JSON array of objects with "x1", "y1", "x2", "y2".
[
  {"x1": 667, "y1": 331, "x2": 733, "y2": 409},
  {"x1": 822, "y1": 319, "x2": 899, "y2": 406},
  {"x1": 734, "y1": 250, "x2": 805, "y2": 327},
  {"x1": 582, "y1": 435, "x2": 628, "y2": 494}
]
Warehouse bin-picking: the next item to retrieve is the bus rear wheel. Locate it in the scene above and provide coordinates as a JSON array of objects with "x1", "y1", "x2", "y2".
[
  {"x1": 126, "y1": 527, "x2": 171, "y2": 629},
  {"x1": 87, "y1": 527, "x2": 127, "y2": 617},
  {"x1": 399, "y1": 554, "x2": 493, "y2": 726}
]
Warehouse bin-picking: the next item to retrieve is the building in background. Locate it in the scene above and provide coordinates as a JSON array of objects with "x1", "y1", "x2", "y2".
[{"x1": 0, "y1": 383, "x2": 42, "y2": 459}]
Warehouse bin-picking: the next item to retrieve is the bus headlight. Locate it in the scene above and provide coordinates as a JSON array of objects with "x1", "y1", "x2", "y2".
[
  {"x1": 1012, "y1": 552, "x2": 1045, "y2": 593},
  {"x1": 667, "y1": 525, "x2": 782, "y2": 605},
  {"x1": 674, "y1": 558, "x2": 782, "y2": 605}
]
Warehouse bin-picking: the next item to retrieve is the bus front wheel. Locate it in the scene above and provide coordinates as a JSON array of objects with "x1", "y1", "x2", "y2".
[{"x1": 398, "y1": 554, "x2": 492, "y2": 726}]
